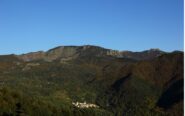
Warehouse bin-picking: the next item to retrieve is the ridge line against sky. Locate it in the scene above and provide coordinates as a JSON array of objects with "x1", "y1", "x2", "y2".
[
  {"x1": 0, "y1": 0, "x2": 183, "y2": 54},
  {"x1": 0, "y1": 44, "x2": 182, "y2": 56}
]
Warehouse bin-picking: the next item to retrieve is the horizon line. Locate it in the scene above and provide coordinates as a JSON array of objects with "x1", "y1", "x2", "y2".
[{"x1": 0, "y1": 44, "x2": 183, "y2": 55}]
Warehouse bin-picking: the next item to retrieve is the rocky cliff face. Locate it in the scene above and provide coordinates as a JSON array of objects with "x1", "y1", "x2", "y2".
[
  {"x1": 45, "y1": 46, "x2": 79, "y2": 62},
  {"x1": 16, "y1": 45, "x2": 165, "y2": 62}
]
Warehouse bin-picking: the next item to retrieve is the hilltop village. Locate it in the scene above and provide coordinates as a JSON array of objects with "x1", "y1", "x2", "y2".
[{"x1": 72, "y1": 102, "x2": 99, "y2": 108}]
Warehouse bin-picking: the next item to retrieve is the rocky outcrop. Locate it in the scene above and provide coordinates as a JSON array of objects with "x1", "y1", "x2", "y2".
[
  {"x1": 22, "y1": 63, "x2": 40, "y2": 71},
  {"x1": 120, "y1": 49, "x2": 164, "y2": 60},
  {"x1": 106, "y1": 50, "x2": 122, "y2": 57},
  {"x1": 17, "y1": 51, "x2": 45, "y2": 61},
  {"x1": 45, "y1": 46, "x2": 79, "y2": 62}
]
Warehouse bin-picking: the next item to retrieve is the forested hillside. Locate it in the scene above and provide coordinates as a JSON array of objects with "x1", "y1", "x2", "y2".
[{"x1": 0, "y1": 46, "x2": 183, "y2": 116}]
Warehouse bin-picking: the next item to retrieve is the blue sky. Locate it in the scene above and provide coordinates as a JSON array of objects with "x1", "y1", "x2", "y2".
[{"x1": 0, "y1": 0, "x2": 183, "y2": 54}]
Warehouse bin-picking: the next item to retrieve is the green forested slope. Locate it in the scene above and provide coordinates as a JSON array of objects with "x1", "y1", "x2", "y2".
[{"x1": 0, "y1": 47, "x2": 183, "y2": 116}]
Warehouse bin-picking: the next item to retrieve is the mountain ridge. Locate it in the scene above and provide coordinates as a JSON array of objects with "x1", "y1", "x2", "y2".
[{"x1": 14, "y1": 45, "x2": 169, "y2": 62}]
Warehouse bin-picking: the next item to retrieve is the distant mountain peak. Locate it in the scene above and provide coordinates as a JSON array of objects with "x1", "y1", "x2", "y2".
[{"x1": 149, "y1": 48, "x2": 161, "y2": 51}]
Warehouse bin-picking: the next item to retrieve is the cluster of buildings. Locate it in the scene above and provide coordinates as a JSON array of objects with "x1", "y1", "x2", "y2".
[{"x1": 72, "y1": 101, "x2": 99, "y2": 108}]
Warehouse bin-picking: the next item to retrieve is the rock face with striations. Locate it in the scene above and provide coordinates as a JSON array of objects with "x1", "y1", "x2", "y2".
[
  {"x1": 45, "y1": 46, "x2": 79, "y2": 62},
  {"x1": 16, "y1": 45, "x2": 164, "y2": 62}
]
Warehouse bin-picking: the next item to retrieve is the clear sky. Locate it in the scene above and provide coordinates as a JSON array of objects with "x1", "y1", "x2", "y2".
[{"x1": 0, "y1": 0, "x2": 183, "y2": 54}]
